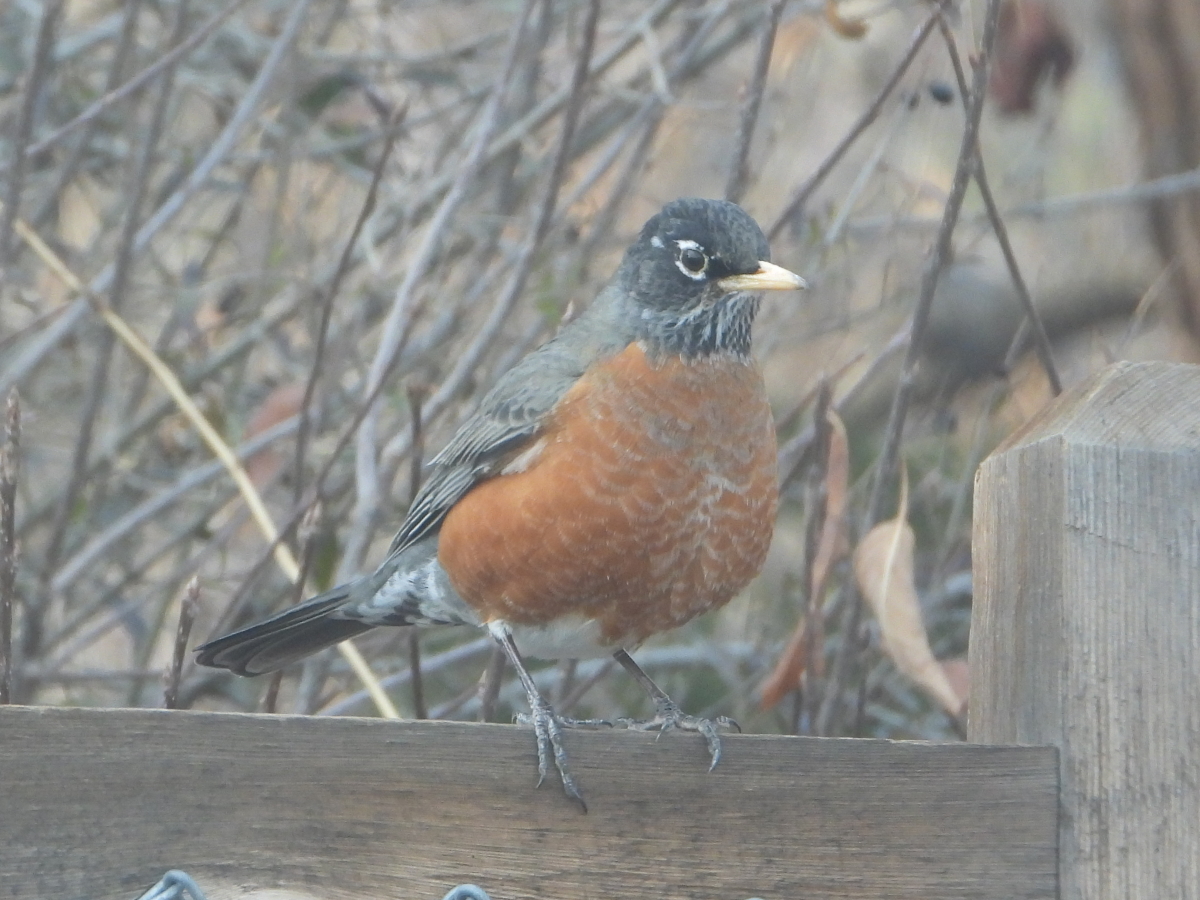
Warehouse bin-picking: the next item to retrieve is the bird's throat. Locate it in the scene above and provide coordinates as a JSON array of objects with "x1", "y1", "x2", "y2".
[{"x1": 633, "y1": 293, "x2": 760, "y2": 361}]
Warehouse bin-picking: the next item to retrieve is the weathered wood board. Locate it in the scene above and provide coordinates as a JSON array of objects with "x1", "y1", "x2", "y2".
[
  {"x1": 0, "y1": 705, "x2": 1055, "y2": 900},
  {"x1": 972, "y1": 360, "x2": 1200, "y2": 900}
]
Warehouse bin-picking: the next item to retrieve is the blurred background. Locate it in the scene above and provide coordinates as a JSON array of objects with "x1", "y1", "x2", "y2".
[{"x1": 0, "y1": 0, "x2": 1196, "y2": 740}]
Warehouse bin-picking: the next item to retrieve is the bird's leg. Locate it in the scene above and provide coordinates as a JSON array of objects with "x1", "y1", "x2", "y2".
[
  {"x1": 611, "y1": 648, "x2": 740, "y2": 771},
  {"x1": 487, "y1": 622, "x2": 604, "y2": 809}
]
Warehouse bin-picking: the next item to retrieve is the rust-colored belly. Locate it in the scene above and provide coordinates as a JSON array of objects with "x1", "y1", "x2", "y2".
[{"x1": 437, "y1": 343, "x2": 778, "y2": 648}]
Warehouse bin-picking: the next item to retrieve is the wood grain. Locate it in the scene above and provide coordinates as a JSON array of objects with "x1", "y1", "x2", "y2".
[
  {"x1": 0, "y1": 705, "x2": 1055, "y2": 900},
  {"x1": 972, "y1": 360, "x2": 1200, "y2": 900}
]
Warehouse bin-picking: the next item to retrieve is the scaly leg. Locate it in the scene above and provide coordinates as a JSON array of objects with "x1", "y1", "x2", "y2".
[
  {"x1": 611, "y1": 648, "x2": 740, "y2": 770},
  {"x1": 487, "y1": 622, "x2": 606, "y2": 809}
]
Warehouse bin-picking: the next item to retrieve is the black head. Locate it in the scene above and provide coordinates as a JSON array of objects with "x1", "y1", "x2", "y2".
[{"x1": 614, "y1": 198, "x2": 804, "y2": 359}]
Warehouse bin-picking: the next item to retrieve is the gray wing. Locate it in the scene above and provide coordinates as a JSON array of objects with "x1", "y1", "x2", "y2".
[{"x1": 382, "y1": 331, "x2": 599, "y2": 559}]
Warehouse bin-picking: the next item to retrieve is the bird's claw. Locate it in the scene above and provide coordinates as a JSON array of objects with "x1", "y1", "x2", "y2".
[
  {"x1": 616, "y1": 699, "x2": 740, "y2": 770},
  {"x1": 515, "y1": 698, "x2": 609, "y2": 809}
]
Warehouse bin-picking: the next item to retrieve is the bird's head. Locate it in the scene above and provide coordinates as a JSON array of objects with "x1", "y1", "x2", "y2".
[{"x1": 615, "y1": 198, "x2": 806, "y2": 359}]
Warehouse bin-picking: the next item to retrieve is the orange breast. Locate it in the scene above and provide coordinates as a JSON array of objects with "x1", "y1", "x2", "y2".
[{"x1": 436, "y1": 342, "x2": 778, "y2": 647}]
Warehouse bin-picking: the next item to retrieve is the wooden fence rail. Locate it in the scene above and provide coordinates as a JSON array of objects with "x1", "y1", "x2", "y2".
[
  {"x1": 0, "y1": 706, "x2": 1055, "y2": 900},
  {"x1": 0, "y1": 360, "x2": 1195, "y2": 900}
]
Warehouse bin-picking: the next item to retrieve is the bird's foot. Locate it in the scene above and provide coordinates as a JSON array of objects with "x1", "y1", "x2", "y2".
[
  {"x1": 616, "y1": 697, "x2": 740, "y2": 771},
  {"x1": 514, "y1": 698, "x2": 609, "y2": 809}
]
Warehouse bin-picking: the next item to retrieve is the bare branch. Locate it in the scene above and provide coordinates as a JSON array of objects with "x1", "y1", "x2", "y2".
[
  {"x1": 0, "y1": 391, "x2": 19, "y2": 704},
  {"x1": 163, "y1": 577, "x2": 199, "y2": 710},
  {"x1": 725, "y1": 0, "x2": 787, "y2": 204},
  {"x1": 767, "y1": 0, "x2": 949, "y2": 240}
]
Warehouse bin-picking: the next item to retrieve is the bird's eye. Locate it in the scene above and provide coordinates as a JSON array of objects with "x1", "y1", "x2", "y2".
[{"x1": 680, "y1": 247, "x2": 707, "y2": 273}]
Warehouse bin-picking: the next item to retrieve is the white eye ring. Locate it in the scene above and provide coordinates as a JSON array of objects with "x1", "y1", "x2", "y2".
[{"x1": 673, "y1": 239, "x2": 708, "y2": 280}]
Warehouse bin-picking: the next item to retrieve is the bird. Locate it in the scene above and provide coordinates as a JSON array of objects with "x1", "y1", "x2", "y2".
[{"x1": 196, "y1": 197, "x2": 806, "y2": 806}]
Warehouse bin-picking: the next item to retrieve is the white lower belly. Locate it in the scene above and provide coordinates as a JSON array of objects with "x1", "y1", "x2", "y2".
[{"x1": 502, "y1": 615, "x2": 614, "y2": 660}]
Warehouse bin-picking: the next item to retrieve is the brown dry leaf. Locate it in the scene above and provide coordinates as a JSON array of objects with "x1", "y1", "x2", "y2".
[
  {"x1": 193, "y1": 300, "x2": 227, "y2": 336},
  {"x1": 245, "y1": 383, "x2": 306, "y2": 488},
  {"x1": 824, "y1": 0, "x2": 869, "y2": 40},
  {"x1": 58, "y1": 177, "x2": 102, "y2": 251},
  {"x1": 940, "y1": 657, "x2": 970, "y2": 712},
  {"x1": 759, "y1": 615, "x2": 812, "y2": 711},
  {"x1": 853, "y1": 465, "x2": 965, "y2": 717},
  {"x1": 988, "y1": 0, "x2": 1075, "y2": 115},
  {"x1": 809, "y1": 409, "x2": 849, "y2": 598},
  {"x1": 771, "y1": 14, "x2": 821, "y2": 77},
  {"x1": 759, "y1": 409, "x2": 849, "y2": 710}
]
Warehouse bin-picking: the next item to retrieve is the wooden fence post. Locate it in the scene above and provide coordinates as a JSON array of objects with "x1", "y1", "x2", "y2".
[{"x1": 971, "y1": 360, "x2": 1200, "y2": 900}]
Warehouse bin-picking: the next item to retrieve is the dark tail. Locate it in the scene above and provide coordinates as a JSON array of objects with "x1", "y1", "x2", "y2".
[{"x1": 194, "y1": 585, "x2": 372, "y2": 676}]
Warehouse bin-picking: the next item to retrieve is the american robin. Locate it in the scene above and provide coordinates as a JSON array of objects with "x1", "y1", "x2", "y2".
[{"x1": 196, "y1": 197, "x2": 806, "y2": 805}]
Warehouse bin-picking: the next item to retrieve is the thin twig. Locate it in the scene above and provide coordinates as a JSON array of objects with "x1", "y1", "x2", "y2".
[
  {"x1": 293, "y1": 105, "x2": 407, "y2": 508},
  {"x1": 1114, "y1": 260, "x2": 1177, "y2": 357},
  {"x1": 866, "y1": 0, "x2": 1002, "y2": 538},
  {"x1": 380, "y1": 0, "x2": 725, "y2": 472},
  {"x1": 577, "y1": 107, "x2": 667, "y2": 274},
  {"x1": 77, "y1": 508, "x2": 256, "y2": 688},
  {"x1": 10, "y1": 215, "x2": 397, "y2": 719},
  {"x1": 381, "y1": 0, "x2": 601, "y2": 719},
  {"x1": 344, "y1": 0, "x2": 541, "y2": 580},
  {"x1": 405, "y1": 632, "x2": 426, "y2": 720},
  {"x1": 936, "y1": 15, "x2": 1061, "y2": 395},
  {"x1": 33, "y1": 1, "x2": 190, "y2": 651},
  {"x1": 348, "y1": 0, "x2": 603, "y2": 582},
  {"x1": 433, "y1": 0, "x2": 602, "y2": 368},
  {"x1": 261, "y1": 671, "x2": 284, "y2": 714},
  {"x1": 776, "y1": 325, "x2": 909, "y2": 487},
  {"x1": 15, "y1": 290, "x2": 302, "y2": 536},
  {"x1": 0, "y1": 0, "x2": 62, "y2": 271},
  {"x1": 318, "y1": 637, "x2": 493, "y2": 717},
  {"x1": 405, "y1": 383, "x2": 429, "y2": 506},
  {"x1": 557, "y1": 658, "x2": 615, "y2": 716},
  {"x1": 767, "y1": 0, "x2": 949, "y2": 240},
  {"x1": 0, "y1": 392, "x2": 19, "y2": 704},
  {"x1": 817, "y1": 0, "x2": 1005, "y2": 736},
  {"x1": 289, "y1": 501, "x2": 324, "y2": 610},
  {"x1": 822, "y1": 98, "x2": 918, "y2": 247},
  {"x1": 800, "y1": 379, "x2": 833, "y2": 733},
  {"x1": 163, "y1": 577, "x2": 199, "y2": 709},
  {"x1": 29, "y1": 0, "x2": 144, "y2": 227},
  {"x1": 724, "y1": 0, "x2": 787, "y2": 204},
  {"x1": 430, "y1": 681, "x2": 483, "y2": 721},
  {"x1": 19, "y1": 668, "x2": 166, "y2": 683},
  {"x1": 20, "y1": 0, "x2": 251, "y2": 164},
  {"x1": 193, "y1": 506, "x2": 303, "y2": 652},
  {"x1": 33, "y1": 339, "x2": 109, "y2": 647},
  {"x1": 405, "y1": 380, "x2": 429, "y2": 719},
  {"x1": 492, "y1": 0, "x2": 555, "y2": 216},
  {"x1": 477, "y1": 646, "x2": 506, "y2": 723},
  {"x1": 0, "y1": 0, "x2": 312, "y2": 397},
  {"x1": 401, "y1": 0, "x2": 684, "y2": 225},
  {"x1": 933, "y1": 379, "x2": 1005, "y2": 583},
  {"x1": 532, "y1": 0, "x2": 601, "y2": 245}
]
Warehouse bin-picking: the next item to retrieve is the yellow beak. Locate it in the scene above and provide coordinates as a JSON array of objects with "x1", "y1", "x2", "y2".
[{"x1": 716, "y1": 260, "x2": 808, "y2": 293}]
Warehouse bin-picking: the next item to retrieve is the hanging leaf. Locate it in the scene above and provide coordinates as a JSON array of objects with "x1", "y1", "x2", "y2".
[{"x1": 853, "y1": 464, "x2": 964, "y2": 718}]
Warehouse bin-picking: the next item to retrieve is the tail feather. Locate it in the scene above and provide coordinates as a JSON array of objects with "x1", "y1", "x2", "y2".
[{"x1": 195, "y1": 585, "x2": 372, "y2": 676}]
